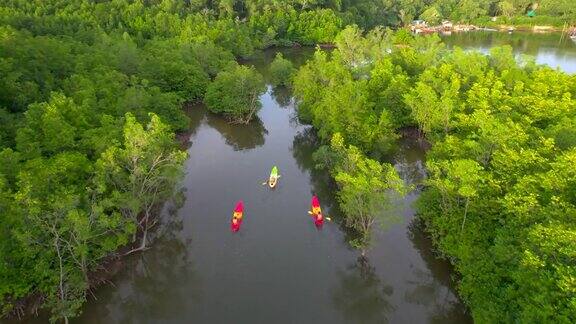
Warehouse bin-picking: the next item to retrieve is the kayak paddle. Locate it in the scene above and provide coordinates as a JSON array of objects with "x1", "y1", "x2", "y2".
[
  {"x1": 307, "y1": 210, "x2": 331, "y2": 221},
  {"x1": 261, "y1": 175, "x2": 281, "y2": 185}
]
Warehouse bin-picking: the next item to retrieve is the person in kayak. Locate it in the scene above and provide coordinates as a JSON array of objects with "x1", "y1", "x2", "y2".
[
  {"x1": 310, "y1": 195, "x2": 324, "y2": 228},
  {"x1": 311, "y1": 195, "x2": 321, "y2": 215},
  {"x1": 263, "y1": 166, "x2": 280, "y2": 188},
  {"x1": 231, "y1": 200, "x2": 243, "y2": 233},
  {"x1": 233, "y1": 200, "x2": 243, "y2": 221}
]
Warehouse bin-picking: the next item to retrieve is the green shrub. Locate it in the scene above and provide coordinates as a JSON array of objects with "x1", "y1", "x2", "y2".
[
  {"x1": 204, "y1": 65, "x2": 266, "y2": 124},
  {"x1": 269, "y1": 53, "x2": 295, "y2": 87}
]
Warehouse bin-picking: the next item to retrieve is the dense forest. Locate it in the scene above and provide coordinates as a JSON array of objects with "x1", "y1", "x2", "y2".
[
  {"x1": 0, "y1": 0, "x2": 575, "y2": 323},
  {"x1": 293, "y1": 25, "x2": 576, "y2": 323}
]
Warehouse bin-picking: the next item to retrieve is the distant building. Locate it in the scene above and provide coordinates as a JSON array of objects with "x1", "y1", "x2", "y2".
[{"x1": 410, "y1": 20, "x2": 428, "y2": 33}]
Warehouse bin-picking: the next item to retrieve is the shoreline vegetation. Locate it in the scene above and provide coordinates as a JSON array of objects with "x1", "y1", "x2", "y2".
[
  {"x1": 410, "y1": 21, "x2": 575, "y2": 35},
  {"x1": 0, "y1": 0, "x2": 574, "y2": 323},
  {"x1": 293, "y1": 25, "x2": 576, "y2": 323},
  {"x1": 412, "y1": 22, "x2": 574, "y2": 34}
]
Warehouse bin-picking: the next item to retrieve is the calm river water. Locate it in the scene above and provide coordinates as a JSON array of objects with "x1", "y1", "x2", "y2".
[
  {"x1": 22, "y1": 31, "x2": 575, "y2": 324},
  {"x1": 441, "y1": 30, "x2": 576, "y2": 74}
]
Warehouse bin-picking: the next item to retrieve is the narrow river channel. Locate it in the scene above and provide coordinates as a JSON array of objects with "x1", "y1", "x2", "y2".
[
  {"x1": 47, "y1": 31, "x2": 576, "y2": 323},
  {"x1": 68, "y1": 57, "x2": 467, "y2": 324}
]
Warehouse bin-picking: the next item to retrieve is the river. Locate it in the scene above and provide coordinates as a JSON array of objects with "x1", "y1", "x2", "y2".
[
  {"x1": 441, "y1": 30, "x2": 576, "y2": 74},
  {"x1": 75, "y1": 90, "x2": 466, "y2": 323},
  {"x1": 23, "y1": 31, "x2": 576, "y2": 323}
]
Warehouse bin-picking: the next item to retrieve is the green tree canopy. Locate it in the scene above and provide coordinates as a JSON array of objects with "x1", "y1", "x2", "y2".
[
  {"x1": 204, "y1": 65, "x2": 266, "y2": 124},
  {"x1": 269, "y1": 52, "x2": 295, "y2": 87},
  {"x1": 420, "y1": 6, "x2": 442, "y2": 25}
]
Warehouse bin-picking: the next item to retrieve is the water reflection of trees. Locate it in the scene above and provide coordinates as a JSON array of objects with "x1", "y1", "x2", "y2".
[
  {"x1": 118, "y1": 240, "x2": 198, "y2": 321},
  {"x1": 179, "y1": 104, "x2": 209, "y2": 149},
  {"x1": 332, "y1": 256, "x2": 394, "y2": 324},
  {"x1": 77, "y1": 214, "x2": 201, "y2": 323},
  {"x1": 291, "y1": 128, "x2": 365, "y2": 243},
  {"x1": 271, "y1": 86, "x2": 293, "y2": 108},
  {"x1": 205, "y1": 112, "x2": 268, "y2": 151},
  {"x1": 291, "y1": 128, "x2": 341, "y2": 217},
  {"x1": 441, "y1": 32, "x2": 573, "y2": 56},
  {"x1": 243, "y1": 47, "x2": 318, "y2": 76},
  {"x1": 405, "y1": 219, "x2": 471, "y2": 323},
  {"x1": 391, "y1": 136, "x2": 428, "y2": 188},
  {"x1": 240, "y1": 47, "x2": 317, "y2": 88}
]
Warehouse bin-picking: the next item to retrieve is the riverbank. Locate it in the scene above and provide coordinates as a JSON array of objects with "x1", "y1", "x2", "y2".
[
  {"x1": 3, "y1": 117, "x2": 194, "y2": 322},
  {"x1": 475, "y1": 23, "x2": 573, "y2": 33},
  {"x1": 3, "y1": 210, "x2": 165, "y2": 321},
  {"x1": 474, "y1": 15, "x2": 574, "y2": 29},
  {"x1": 412, "y1": 22, "x2": 574, "y2": 35}
]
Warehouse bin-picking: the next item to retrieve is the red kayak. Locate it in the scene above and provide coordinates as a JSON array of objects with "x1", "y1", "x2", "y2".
[
  {"x1": 231, "y1": 200, "x2": 243, "y2": 232},
  {"x1": 310, "y1": 195, "x2": 324, "y2": 228}
]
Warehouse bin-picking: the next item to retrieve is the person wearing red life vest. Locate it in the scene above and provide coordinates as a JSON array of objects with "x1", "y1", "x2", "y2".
[{"x1": 311, "y1": 195, "x2": 324, "y2": 228}]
